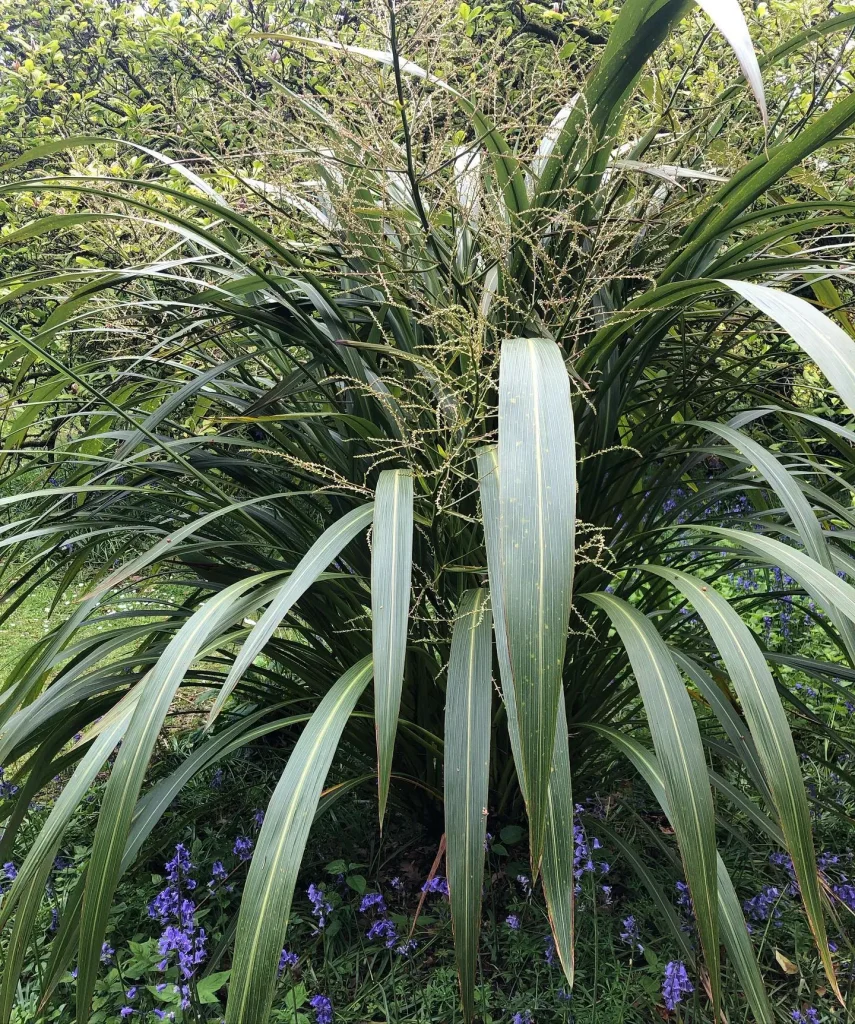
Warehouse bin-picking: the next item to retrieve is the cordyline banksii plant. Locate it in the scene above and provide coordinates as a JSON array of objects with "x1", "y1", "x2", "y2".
[{"x1": 4, "y1": 1, "x2": 855, "y2": 1020}]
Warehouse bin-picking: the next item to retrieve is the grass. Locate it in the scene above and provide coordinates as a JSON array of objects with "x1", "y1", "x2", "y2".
[{"x1": 0, "y1": 584, "x2": 58, "y2": 678}]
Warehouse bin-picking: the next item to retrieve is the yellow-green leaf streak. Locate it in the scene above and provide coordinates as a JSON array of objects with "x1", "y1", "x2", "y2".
[{"x1": 227, "y1": 657, "x2": 373, "y2": 1024}]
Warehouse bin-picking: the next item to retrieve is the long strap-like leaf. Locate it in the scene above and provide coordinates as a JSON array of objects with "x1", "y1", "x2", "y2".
[
  {"x1": 693, "y1": 418, "x2": 855, "y2": 662},
  {"x1": 478, "y1": 445, "x2": 575, "y2": 985},
  {"x1": 0, "y1": 713, "x2": 129, "y2": 1024},
  {"x1": 75, "y1": 572, "x2": 281, "y2": 1022},
  {"x1": 648, "y1": 563, "x2": 840, "y2": 996},
  {"x1": 590, "y1": 726, "x2": 773, "y2": 1024},
  {"x1": 445, "y1": 589, "x2": 492, "y2": 1022},
  {"x1": 720, "y1": 280, "x2": 855, "y2": 416},
  {"x1": 226, "y1": 656, "x2": 373, "y2": 1024},
  {"x1": 207, "y1": 503, "x2": 374, "y2": 727},
  {"x1": 498, "y1": 338, "x2": 575, "y2": 873},
  {"x1": 372, "y1": 469, "x2": 413, "y2": 825},
  {"x1": 584, "y1": 593, "x2": 720, "y2": 1014}
]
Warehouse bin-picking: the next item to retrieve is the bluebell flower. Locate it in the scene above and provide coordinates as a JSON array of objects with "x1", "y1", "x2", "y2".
[
  {"x1": 505, "y1": 914, "x2": 521, "y2": 930},
  {"x1": 307, "y1": 883, "x2": 332, "y2": 930},
  {"x1": 572, "y1": 818, "x2": 602, "y2": 880},
  {"x1": 516, "y1": 874, "x2": 531, "y2": 895},
  {"x1": 367, "y1": 917, "x2": 398, "y2": 947},
  {"x1": 420, "y1": 876, "x2": 449, "y2": 896},
  {"x1": 164, "y1": 844, "x2": 192, "y2": 883},
  {"x1": 119, "y1": 1009, "x2": 133, "y2": 1019},
  {"x1": 359, "y1": 892, "x2": 387, "y2": 914},
  {"x1": 395, "y1": 938, "x2": 417, "y2": 957},
  {"x1": 743, "y1": 885, "x2": 783, "y2": 930},
  {"x1": 210, "y1": 768, "x2": 224, "y2": 789},
  {"x1": 210, "y1": 860, "x2": 228, "y2": 886},
  {"x1": 792, "y1": 1010, "x2": 821, "y2": 1023},
  {"x1": 512, "y1": 1012, "x2": 533, "y2": 1024},
  {"x1": 253, "y1": 809, "x2": 265, "y2": 828},
  {"x1": 544, "y1": 935, "x2": 556, "y2": 966},
  {"x1": 620, "y1": 915, "x2": 643, "y2": 953},
  {"x1": 662, "y1": 961, "x2": 693, "y2": 1010},
  {"x1": 0, "y1": 768, "x2": 18, "y2": 800},
  {"x1": 389, "y1": 876, "x2": 404, "y2": 891},
  {"x1": 126, "y1": 987, "x2": 137, "y2": 1000},
  {"x1": 100, "y1": 942, "x2": 114, "y2": 963},
  {"x1": 310, "y1": 993, "x2": 334, "y2": 1024},
  {"x1": 832, "y1": 883, "x2": 855, "y2": 912},
  {"x1": 233, "y1": 835, "x2": 253, "y2": 861},
  {"x1": 278, "y1": 948, "x2": 299, "y2": 973},
  {"x1": 3, "y1": 862, "x2": 17, "y2": 881}
]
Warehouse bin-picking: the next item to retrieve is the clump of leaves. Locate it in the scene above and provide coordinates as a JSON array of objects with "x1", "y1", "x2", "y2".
[{"x1": 3, "y1": 3, "x2": 855, "y2": 1022}]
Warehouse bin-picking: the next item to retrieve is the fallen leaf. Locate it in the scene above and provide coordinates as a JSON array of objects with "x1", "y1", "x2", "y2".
[{"x1": 775, "y1": 950, "x2": 799, "y2": 975}]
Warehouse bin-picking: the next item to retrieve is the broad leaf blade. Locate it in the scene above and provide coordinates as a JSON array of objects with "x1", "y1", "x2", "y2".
[
  {"x1": 590, "y1": 726, "x2": 773, "y2": 1024},
  {"x1": 372, "y1": 469, "x2": 414, "y2": 825},
  {"x1": 444, "y1": 589, "x2": 492, "y2": 1022},
  {"x1": 652, "y1": 564, "x2": 840, "y2": 995},
  {"x1": 226, "y1": 656, "x2": 373, "y2": 1024},
  {"x1": 584, "y1": 594, "x2": 719, "y2": 1012},
  {"x1": 498, "y1": 339, "x2": 575, "y2": 873},
  {"x1": 478, "y1": 444, "x2": 574, "y2": 984},
  {"x1": 0, "y1": 715, "x2": 128, "y2": 1024}
]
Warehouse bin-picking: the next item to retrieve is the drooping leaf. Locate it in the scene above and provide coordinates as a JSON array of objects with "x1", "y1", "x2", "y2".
[
  {"x1": 645, "y1": 563, "x2": 838, "y2": 997},
  {"x1": 583, "y1": 594, "x2": 720, "y2": 1013},
  {"x1": 75, "y1": 573, "x2": 283, "y2": 1022},
  {"x1": 207, "y1": 504, "x2": 374, "y2": 728},
  {"x1": 226, "y1": 657, "x2": 372, "y2": 1024},
  {"x1": 720, "y1": 280, "x2": 855, "y2": 415},
  {"x1": 693, "y1": 0, "x2": 767, "y2": 124},
  {"x1": 589, "y1": 726, "x2": 773, "y2": 1024}
]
